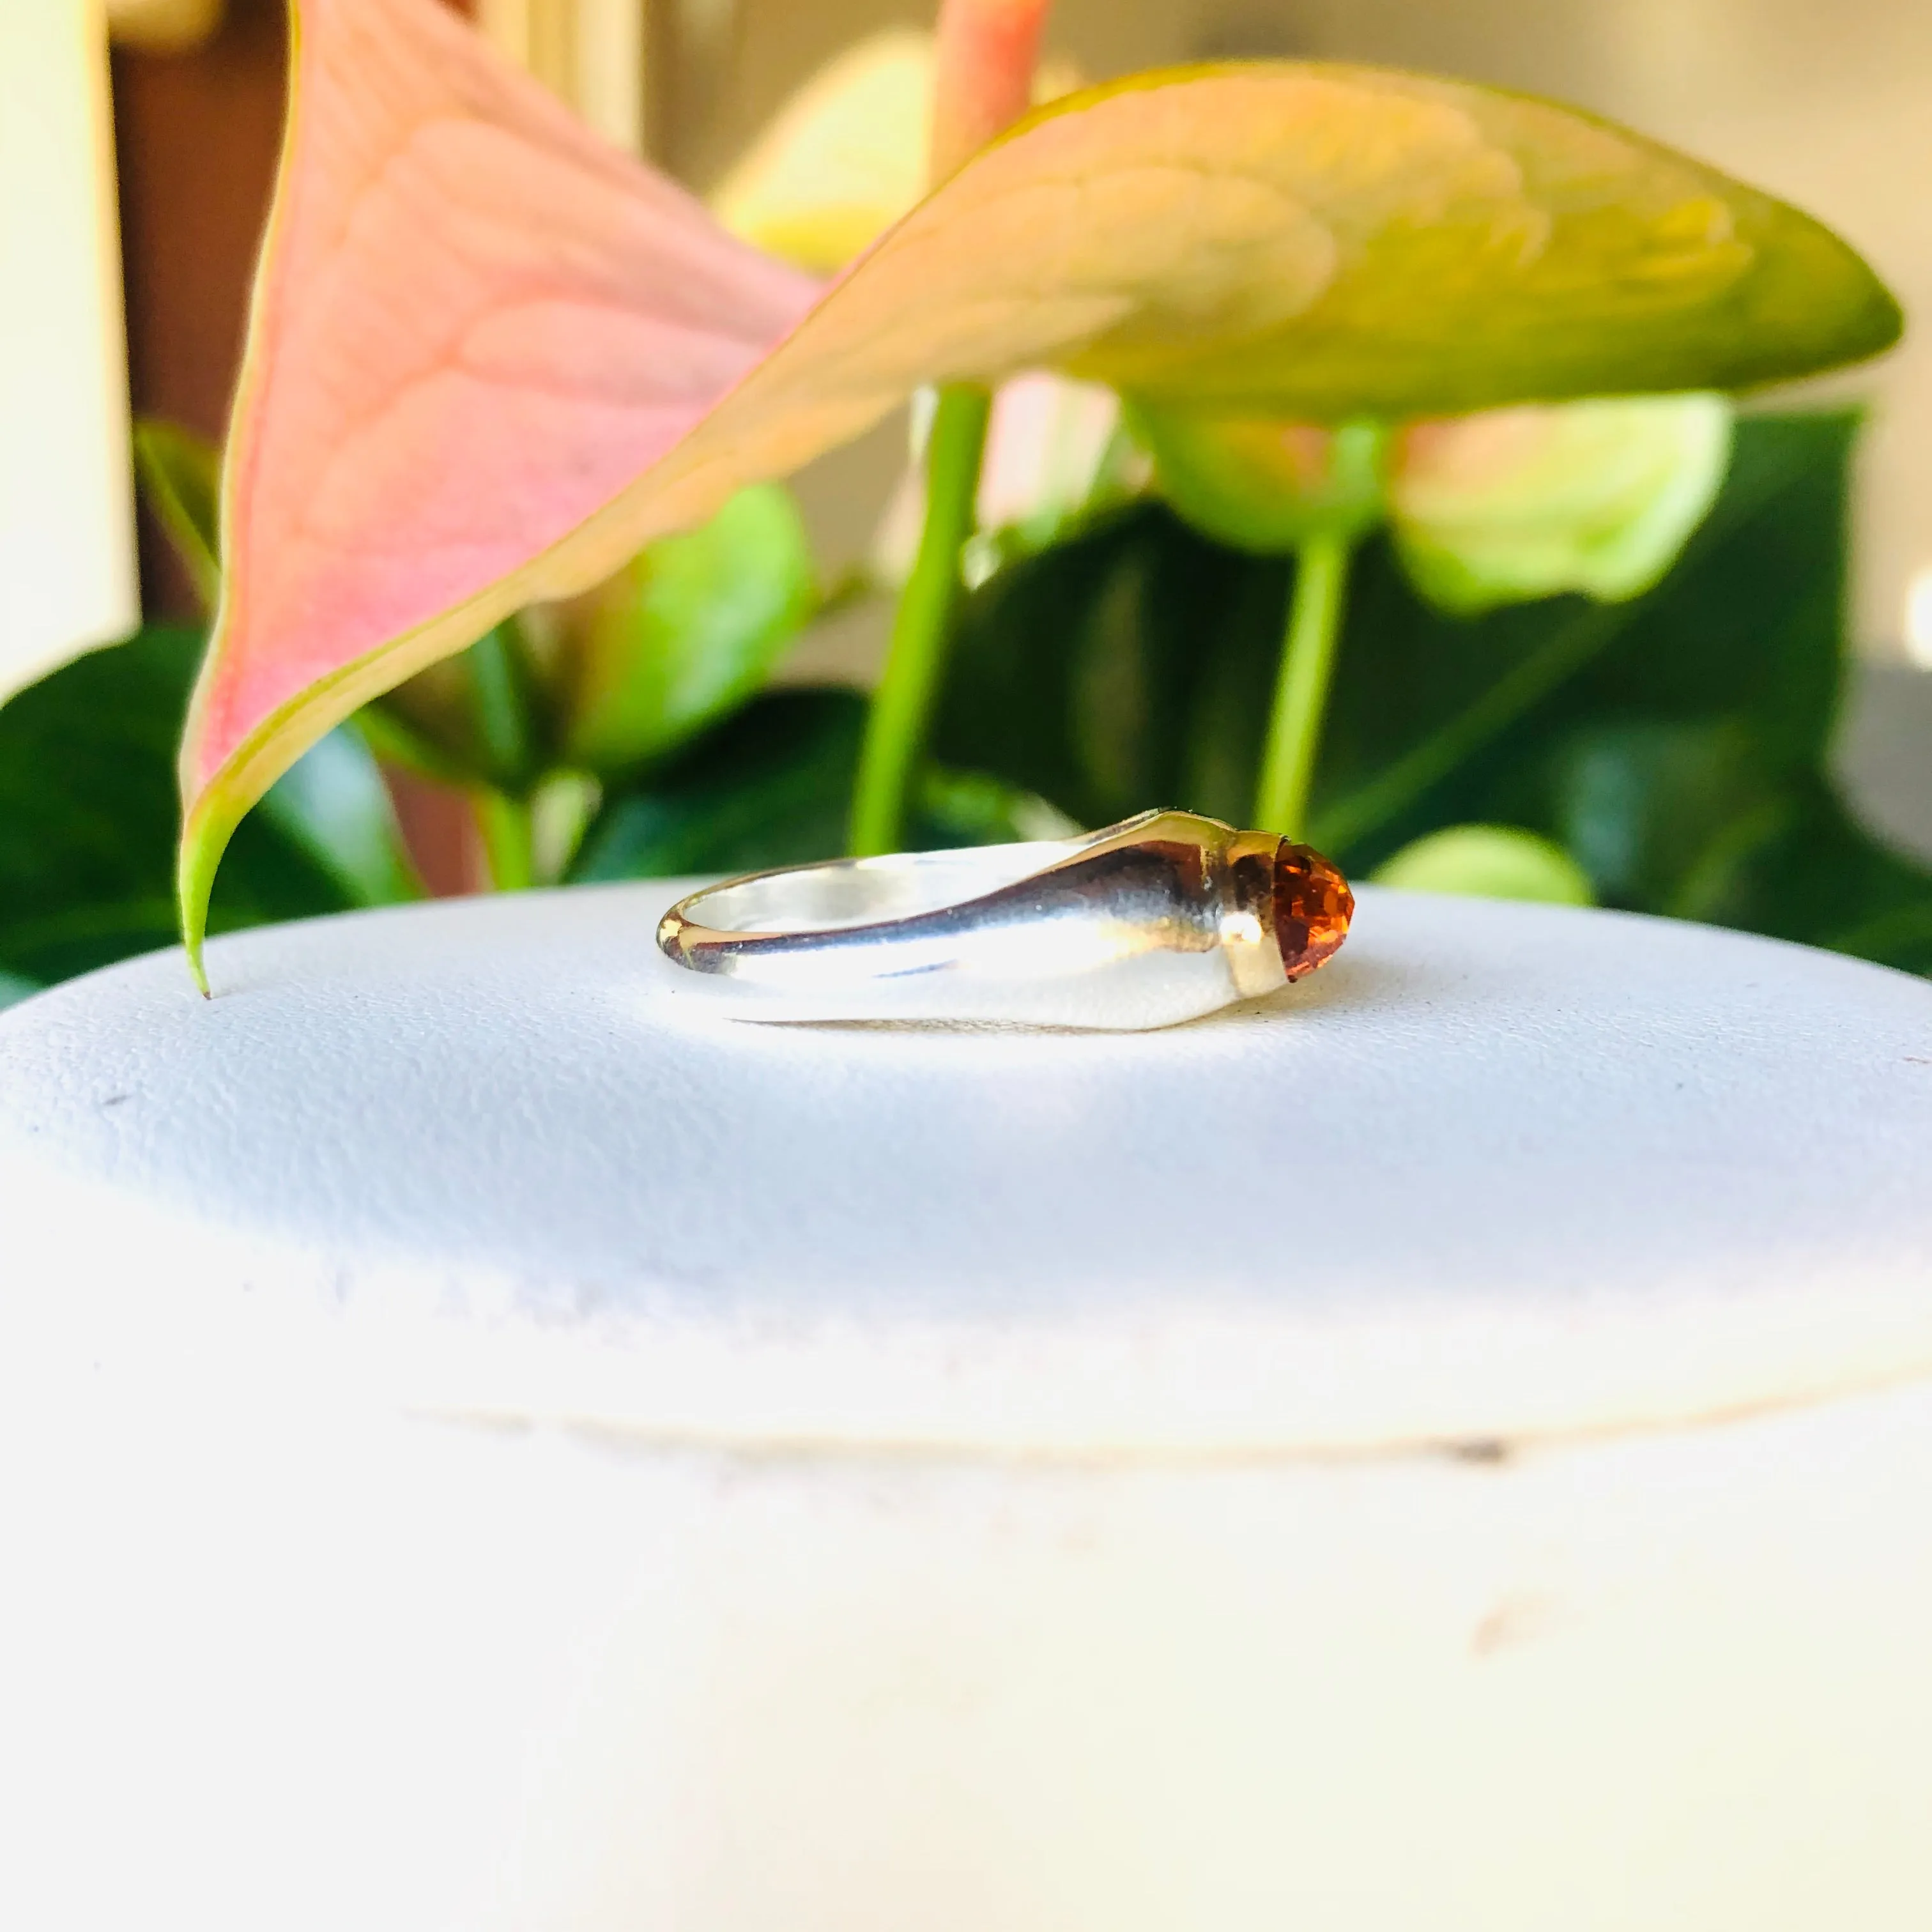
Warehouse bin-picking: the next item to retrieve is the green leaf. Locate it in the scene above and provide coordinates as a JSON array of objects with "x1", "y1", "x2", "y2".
[
  {"x1": 256, "y1": 726, "x2": 424, "y2": 907},
  {"x1": 933, "y1": 411, "x2": 1932, "y2": 974},
  {"x1": 1372, "y1": 824, "x2": 1594, "y2": 904},
  {"x1": 560, "y1": 484, "x2": 818, "y2": 779},
  {"x1": 0, "y1": 627, "x2": 413, "y2": 987},
  {"x1": 367, "y1": 621, "x2": 544, "y2": 793},
  {"x1": 0, "y1": 970, "x2": 39, "y2": 1012},
  {"x1": 937, "y1": 502, "x2": 1280, "y2": 831},
  {"x1": 572, "y1": 687, "x2": 1075, "y2": 882},
  {"x1": 1753, "y1": 786, "x2": 1932, "y2": 977},
  {"x1": 1547, "y1": 719, "x2": 1773, "y2": 912},
  {"x1": 919, "y1": 764, "x2": 1082, "y2": 843},
  {"x1": 574, "y1": 689, "x2": 864, "y2": 882},
  {"x1": 132, "y1": 418, "x2": 222, "y2": 612}
]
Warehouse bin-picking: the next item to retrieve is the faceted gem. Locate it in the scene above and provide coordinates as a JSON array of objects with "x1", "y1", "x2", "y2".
[{"x1": 1273, "y1": 841, "x2": 1353, "y2": 979}]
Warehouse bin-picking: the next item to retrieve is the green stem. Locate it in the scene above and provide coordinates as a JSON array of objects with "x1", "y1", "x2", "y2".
[
  {"x1": 1253, "y1": 528, "x2": 1354, "y2": 839},
  {"x1": 473, "y1": 786, "x2": 534, "y2": 892},
  {"x1": 1310, "y1": 600, "x2": 1631, "y2": 855},
  {"x1": 849, "y1": 383, "x2": 992, "y2": 856}
]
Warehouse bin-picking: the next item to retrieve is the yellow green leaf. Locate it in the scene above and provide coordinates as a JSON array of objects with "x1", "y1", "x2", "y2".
[
  {"x1": 709, "y1": 27, "x2": 1082, "y2": 273},
  {"x1": 709, "y1": 31, "x2": 936, "y2": 274}
]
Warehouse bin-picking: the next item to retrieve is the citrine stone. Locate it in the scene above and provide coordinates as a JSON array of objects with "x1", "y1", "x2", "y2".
[{"x1": 1272, "y1": 841, "x2": 1353, "y2": 979}]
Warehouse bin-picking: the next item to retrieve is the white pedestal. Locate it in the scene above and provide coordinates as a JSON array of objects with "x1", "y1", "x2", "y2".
[{"x1": 2, "y1": 885, "x2": 1929, "y2": 1930}]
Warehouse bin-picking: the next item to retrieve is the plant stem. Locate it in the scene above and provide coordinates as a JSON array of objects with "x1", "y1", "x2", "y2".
[
  {"x1": 473, "y1": 786, "x2": 534, "y2": 891},
  {"x1": 1253, "y1": 527, "x2": 1353, "y2": 839},
  {"x1": 848, "y1": 382, "x2": 992, "y2": 856},
  {"x1": 1309, "y1": 599, "x2": 1630, "y2": 855}
]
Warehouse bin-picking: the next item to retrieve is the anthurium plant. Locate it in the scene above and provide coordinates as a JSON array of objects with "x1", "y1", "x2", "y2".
[{"x1": 2, "y1": 0, "x2": 1927, "y2": 1011}]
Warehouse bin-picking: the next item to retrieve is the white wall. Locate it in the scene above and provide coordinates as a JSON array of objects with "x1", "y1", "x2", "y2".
[{"x1": 0, "y1": 0, "x2": 139, "y2": 702}]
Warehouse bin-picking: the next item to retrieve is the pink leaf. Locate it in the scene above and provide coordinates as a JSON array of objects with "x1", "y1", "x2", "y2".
[{"x1": 186, "y1": 0, "x2": 815, "y2": 811}]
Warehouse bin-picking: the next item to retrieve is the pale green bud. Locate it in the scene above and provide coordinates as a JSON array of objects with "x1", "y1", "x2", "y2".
[
  {"x1": 1390, "y1": 394, "x2": 1732, "y2": 615},
  {"x1": 1125, "y1": 402, "x2": 1388, "y2": 554},
  {"x1": 1372, "y1": 824, "x2": 1595, "y2": 906}
]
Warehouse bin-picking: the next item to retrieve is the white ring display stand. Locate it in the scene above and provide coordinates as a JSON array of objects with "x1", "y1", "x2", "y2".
[{"x1": 2, "y1": 882, "x2": 1929, "y2": 1931}]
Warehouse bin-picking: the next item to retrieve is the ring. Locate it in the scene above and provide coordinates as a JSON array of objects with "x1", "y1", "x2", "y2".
[{"x1": 656, "y1": 809, "x2": 1353, "y2": 1031}]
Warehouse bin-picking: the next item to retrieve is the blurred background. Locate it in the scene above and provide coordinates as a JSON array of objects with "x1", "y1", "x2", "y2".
[{"x1": 91, "y1": 0, "x2": 1932, "y2": 857}]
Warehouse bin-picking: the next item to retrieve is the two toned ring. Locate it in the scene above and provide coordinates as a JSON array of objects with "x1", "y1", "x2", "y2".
[{"x1": 657, "y1": 809, "x2": 1353, "y2": 1031}]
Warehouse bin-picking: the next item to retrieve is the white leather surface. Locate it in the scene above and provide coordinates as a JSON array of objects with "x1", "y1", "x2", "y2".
[
  {"x1": 3, "y1": 882, "x2": 1929, "y2": 1451},
  {"x1": 4, "y1": 886, "x2": 1932, "y2": 1932}
]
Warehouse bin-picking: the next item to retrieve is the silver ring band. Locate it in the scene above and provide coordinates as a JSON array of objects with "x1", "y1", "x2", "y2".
[{"x1": 657, "y1": 809, "x2": 1353, "y2": 1031}]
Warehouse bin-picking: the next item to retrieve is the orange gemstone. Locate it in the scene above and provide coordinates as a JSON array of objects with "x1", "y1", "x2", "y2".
[{"x1": 1272, "y1": 841, "x2": 1353, "y2": 979}]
